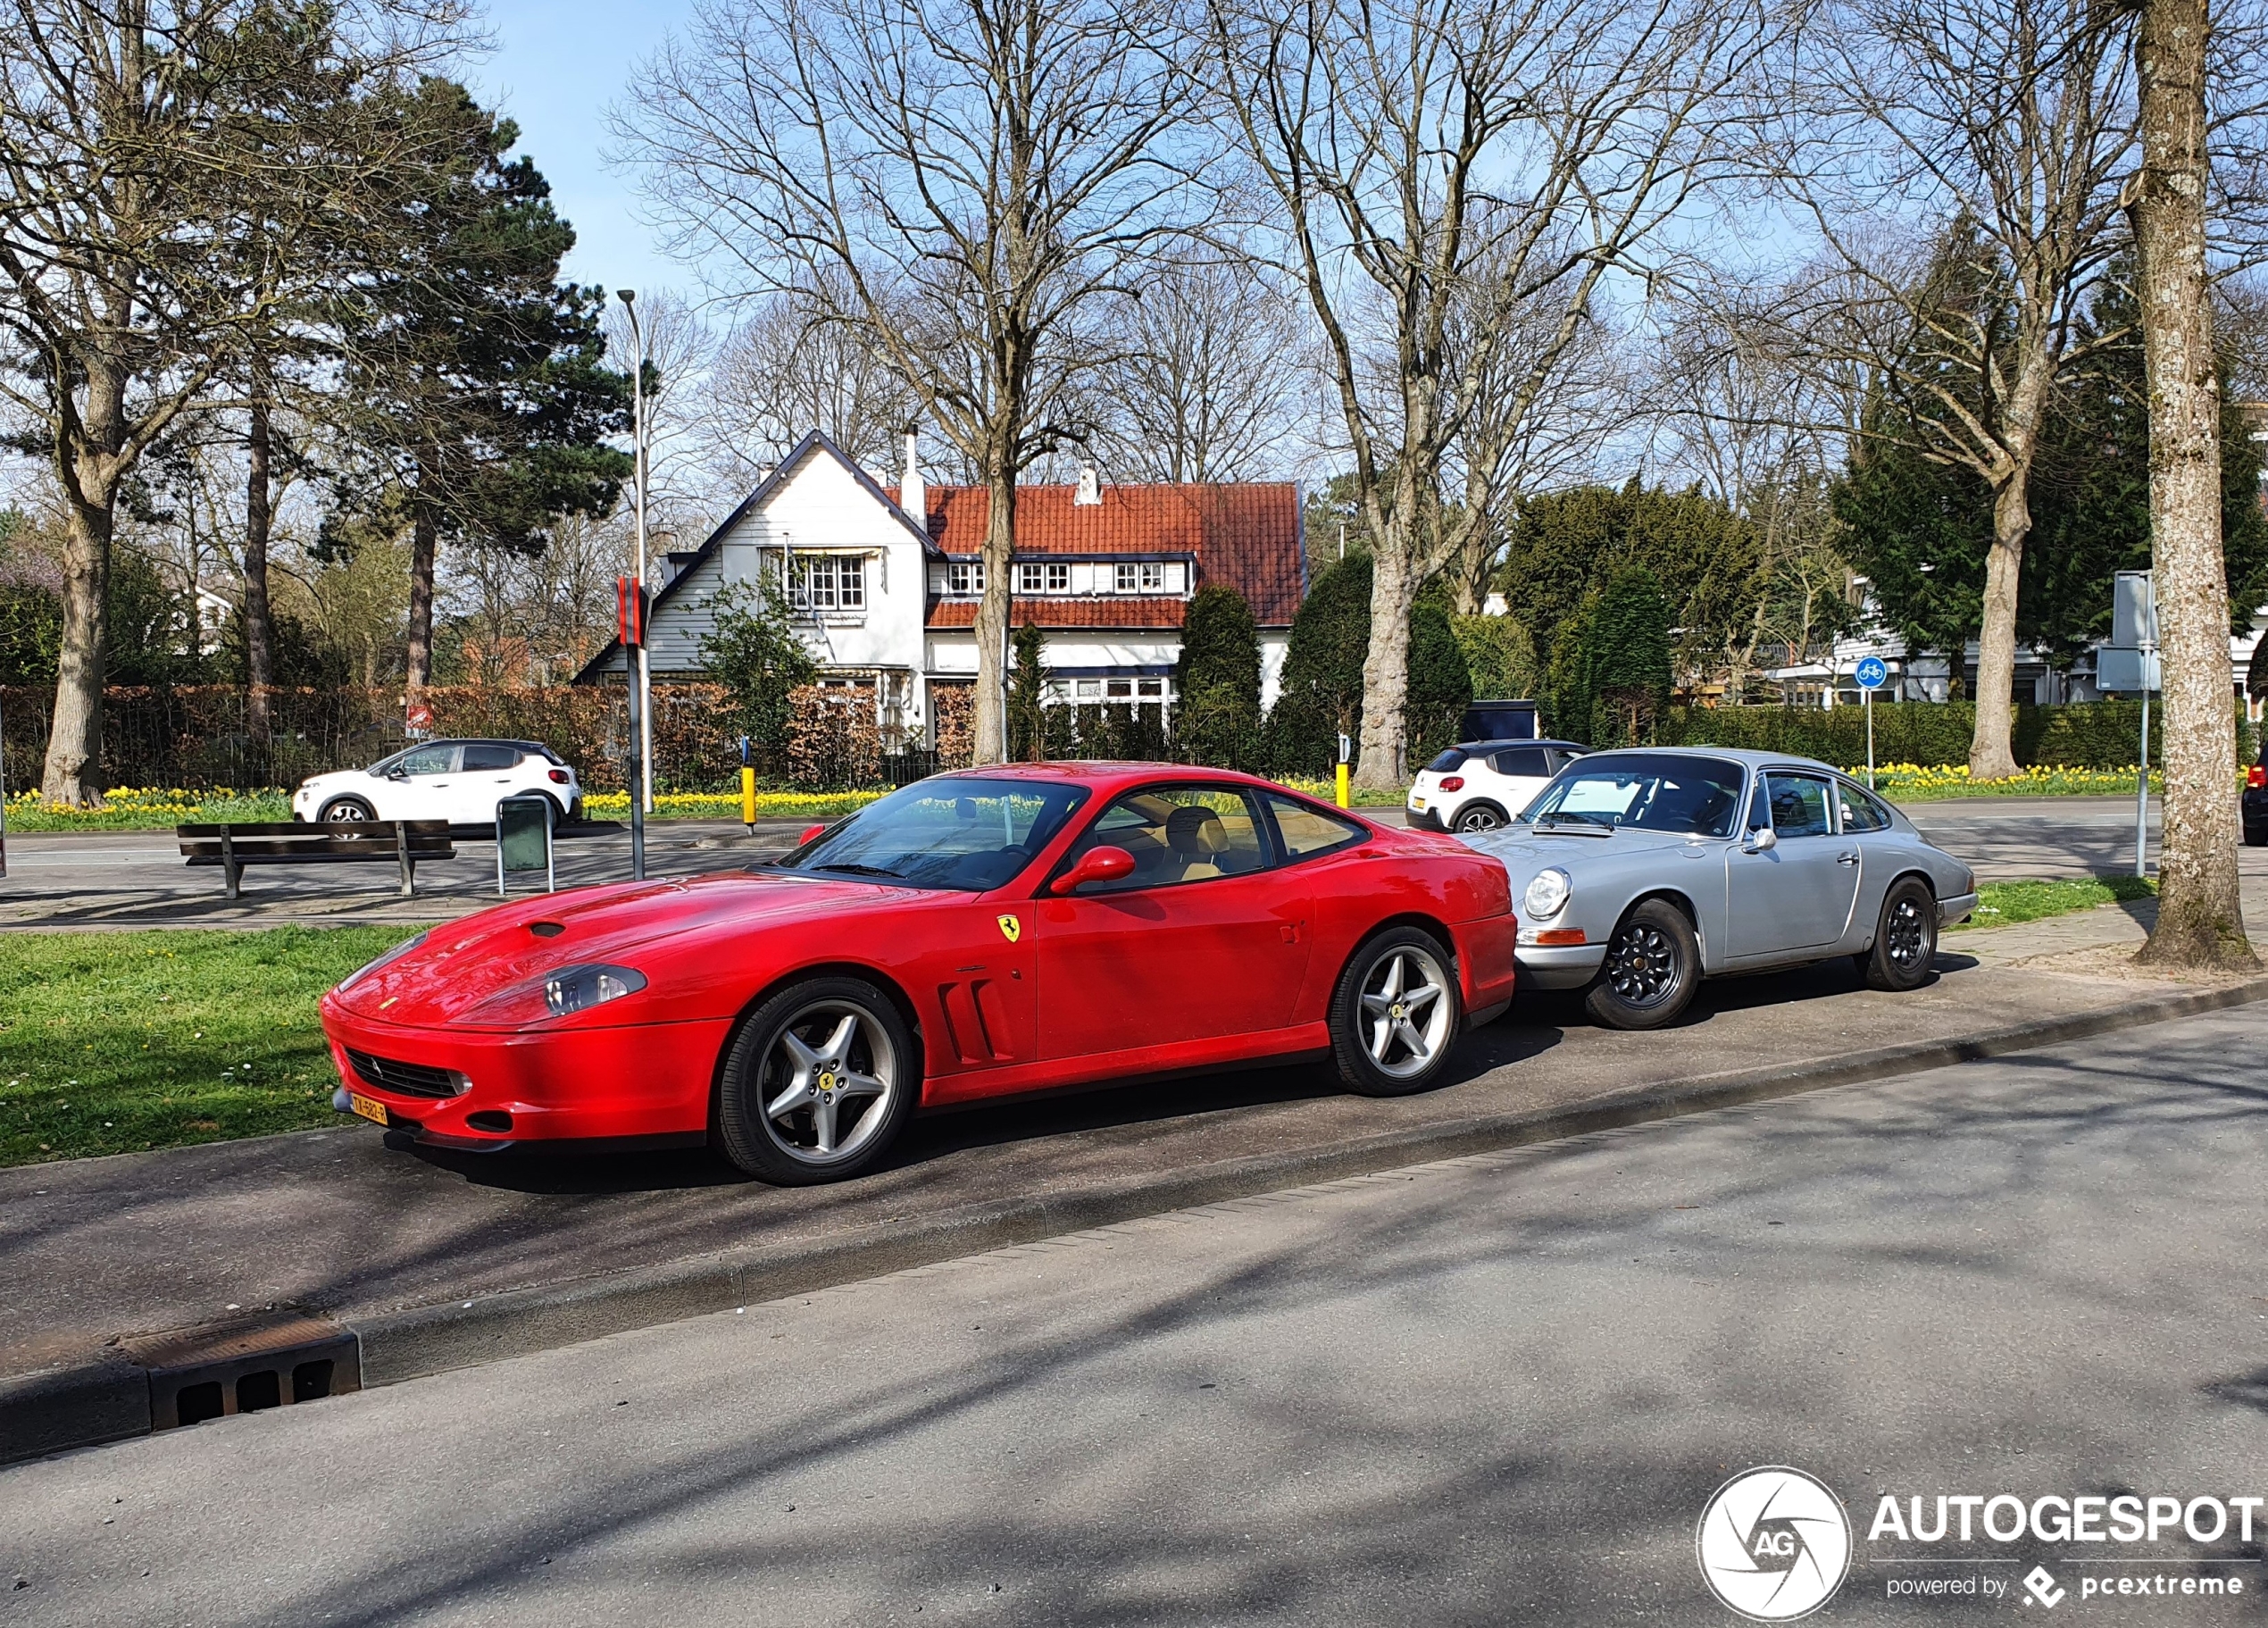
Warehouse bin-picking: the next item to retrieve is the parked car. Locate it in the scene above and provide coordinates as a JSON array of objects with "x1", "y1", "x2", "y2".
[
  {"x1": 1461, "y1": 747, "x2": 1977, "y2": 1030},
  {"x1": 292, "y1": 739, "x2": 581, "y2": 829},
  {"x1": 2246, "y1": 746, "x2": 2266, "y2": 846},
  {"x1": 1408, "y1": 739, "x2": 1590, "y2": 833},
  {"x1": 321, "y1": 764, "x2": 1519, "y2": 1183}
]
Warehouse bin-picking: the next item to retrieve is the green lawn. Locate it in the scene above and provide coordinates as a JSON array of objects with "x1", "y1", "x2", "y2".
[
  {"x1": 1951, "y1": 874, "x2": 2156, "y2": 931},
  {"x1": 0, "y1": 927, "x2": 421, "y2": 1166}
]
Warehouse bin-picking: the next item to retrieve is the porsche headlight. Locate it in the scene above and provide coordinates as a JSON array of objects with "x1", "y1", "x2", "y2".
[
  {"x1": 1523, "y1": 868, "x2": 1572, "y2": 920},
  {"x1": 339, "y1": 931, "x2": 428, "y2": 991},
  {"x1": 543, "y1": 964, "x2": 647, "y2": 1017}
]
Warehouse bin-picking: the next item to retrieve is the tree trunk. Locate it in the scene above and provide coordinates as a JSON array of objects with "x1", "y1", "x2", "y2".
[
  {"x1": 41, "y1": 494, "x2": 113, "y2": 806},
  {"x1": 2131, "y1": 0, "x2": 2255, "y2": 969},
  {"x1": 1355, "y1": 490, "x2": 1418, "y2": 789},
  {"x1": 405, "y1": 510, "x2": 438, "y2": 693},
  {"x1": 971, "y1": 470, "x2": 1015, "y2": 765},
  {"x1": 1968, "y1": 473, "x2": 2030, "y2": 779},
  {"x1": 244, "y1": 380, "x2": 276, "y2": 743}
]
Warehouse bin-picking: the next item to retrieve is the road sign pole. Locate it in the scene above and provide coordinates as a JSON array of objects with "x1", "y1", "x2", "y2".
[
  {"x1": 2135, "y1": 648, "x2": 2153, "y2": 880},
  {"x1": 1865, "y1": 687, "x2": 1875, "y2": 790}
]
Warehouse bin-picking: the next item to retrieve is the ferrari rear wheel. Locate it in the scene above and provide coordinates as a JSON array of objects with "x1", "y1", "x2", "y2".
[
  {"x1": 1584, "y1": 899, "x2": 1699, "y2": 1030},
  {"x1": 718, "y1": 977, "x2": 917, "y2": 1184},
  {"x1": 1329, "y1": 927, "x2": 1463, "y2": 1097},
  {"x1": 1858, "y1": 875, "x2": 1938, "y2": 992}
]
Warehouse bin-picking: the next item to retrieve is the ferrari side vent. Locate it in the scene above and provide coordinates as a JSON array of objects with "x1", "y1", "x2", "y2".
[
  {"x1": 346, "y1": 1048, "x2": 460, "y2": 1098},
  {"x1": 121, "y1": 1315, "x2": 363, "y2": 1432}
]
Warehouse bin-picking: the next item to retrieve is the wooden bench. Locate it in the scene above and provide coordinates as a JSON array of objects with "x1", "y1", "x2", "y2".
[{"x1": 177, "y1": 821, "x2": 454, "y2": 899}]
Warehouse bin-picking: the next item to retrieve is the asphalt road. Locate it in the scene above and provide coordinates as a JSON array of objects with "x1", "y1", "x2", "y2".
[
  {"x1": 0, "y1": 796, "x2": 2251, "y2": 929},
  {"x1": 6, "y1": 1004, "x2": 2264, "y2": 1625}
]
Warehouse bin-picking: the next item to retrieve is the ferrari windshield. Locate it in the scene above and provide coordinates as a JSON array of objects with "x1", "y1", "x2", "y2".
[
  {"x1": 773, "y1": 777, "x2": 1088, "y2": 891},
  {"x1": 1521, "y1": 755, "x2": 1746, "y2": 838}
]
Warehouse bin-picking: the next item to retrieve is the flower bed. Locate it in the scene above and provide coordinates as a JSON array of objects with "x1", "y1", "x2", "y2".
[{"x1": 1854, "y1": 764, "x2": 2160, "y2": 799}]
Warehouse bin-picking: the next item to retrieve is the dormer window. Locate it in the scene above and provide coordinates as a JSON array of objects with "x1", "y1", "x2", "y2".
[
  {"x1": 946, "y1": 560, "x2": 984, "y2": 597},
  {"x1": 1114, "y1": 562, "x2": 1166, "y2": 593},
  {"x1": 1016, "y1": 562, "x2": 1071, "y2": 594}
]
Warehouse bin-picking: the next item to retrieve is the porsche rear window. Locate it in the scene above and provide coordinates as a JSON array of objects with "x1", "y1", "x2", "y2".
[{"x1": 778, "y1": 778, "x2": 1088, "y2": 890}]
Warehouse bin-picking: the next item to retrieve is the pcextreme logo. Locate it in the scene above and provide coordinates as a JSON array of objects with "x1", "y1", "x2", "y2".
[{"x1": 1697, "y1": 1466, "x2": 1855, "y2": 1621}]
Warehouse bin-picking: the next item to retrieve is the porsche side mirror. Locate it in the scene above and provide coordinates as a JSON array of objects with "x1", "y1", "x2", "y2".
[
  {"x1": 1051, "y1": 845, "x2": 1136, "y2": 895},
  {"x1": 1743, "y1": 825, "x2": 1778, "y2": 853},
  {"x1": 797, "y1": 822, "x2": 828, "y2": 847}
]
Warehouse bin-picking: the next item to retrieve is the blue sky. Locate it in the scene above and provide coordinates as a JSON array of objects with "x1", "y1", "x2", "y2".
[{"x1": 469, "y1": 0, "x2": 696, "y2": 299}]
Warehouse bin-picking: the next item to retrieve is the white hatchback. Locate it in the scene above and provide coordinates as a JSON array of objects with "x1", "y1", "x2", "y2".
[
  {"x1": 293, "y1": 739, "x2": 582, "y2": 829},
  {"x1": 1406, "y1": 739, "x2": 1589, "y2": 834}
]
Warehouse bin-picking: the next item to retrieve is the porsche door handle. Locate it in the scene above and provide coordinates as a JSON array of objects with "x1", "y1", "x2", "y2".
[{"x1": 1836, "y1": 851, "x2": 1860, "y2": 865}]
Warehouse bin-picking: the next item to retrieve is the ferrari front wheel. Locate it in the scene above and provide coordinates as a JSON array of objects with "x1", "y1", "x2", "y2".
[
  {"x1": 717, "y1": 977, "x2": 918, "y2": 1184},
  {"x1": 1329, "y1": 927, "x2": 1463, "y2": 1097}
]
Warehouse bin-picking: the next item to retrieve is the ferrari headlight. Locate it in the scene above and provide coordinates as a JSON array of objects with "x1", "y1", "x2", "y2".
[
  {"x1": 339, "y1": 931, "x2": 428, "y2": 991},
  {"x1": 543, "y1": 964, "x2": 647, "y2": 1016},
  {"x1": 1523, "y1": 868, "x2": 1572, "y2": 920}
]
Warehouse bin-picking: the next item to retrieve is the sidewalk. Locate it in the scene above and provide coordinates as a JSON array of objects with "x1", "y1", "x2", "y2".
[{"x1": 5, "y1": 884, "x2": 2264, "y2": 1465}]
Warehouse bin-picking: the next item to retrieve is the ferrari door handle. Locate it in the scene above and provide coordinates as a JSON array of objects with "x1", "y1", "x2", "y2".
[{"x1": 1836, "y1": 851, "x2": 1859, "y2": 865}]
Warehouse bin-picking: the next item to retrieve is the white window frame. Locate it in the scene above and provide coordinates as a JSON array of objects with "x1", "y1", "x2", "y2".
[
  {"x1": 1140, "y1": 561, "x2": 1164, "y2": 592},
  {"x1": 946, "y1": 561, "x2": 984, "y2": 597},
  {"x1": 1015, "y1": 562, "x2": 1045, "y2": 594},
  {"x1": 788, "y1": 554, "x2": 866, "y2": 614},
  {"x1": 1045, "y1": 561, "x2": 1070, "y2": 594}
]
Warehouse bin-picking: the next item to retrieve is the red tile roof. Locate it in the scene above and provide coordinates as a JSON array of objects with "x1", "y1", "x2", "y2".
[
  {"x1": 929, "y1": 597, "x2": 1190, "y2": 630},
  {"x1": 907, "y1": 482, "x2": 1304, "y2": 627}
]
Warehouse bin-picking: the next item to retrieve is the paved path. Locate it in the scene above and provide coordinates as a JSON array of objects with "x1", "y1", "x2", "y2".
[
  {"x1": 1, "y1": 797, "x2": 2253, "y2": 929},
  {"x1": 7, "y1": 1005, "x2": 2266, "y2": 1625}
]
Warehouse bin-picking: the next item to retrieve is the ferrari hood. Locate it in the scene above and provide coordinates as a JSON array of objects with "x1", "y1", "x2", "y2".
[{"x1": 330, "y1": 869, "x2": 932, "y2": 1025}]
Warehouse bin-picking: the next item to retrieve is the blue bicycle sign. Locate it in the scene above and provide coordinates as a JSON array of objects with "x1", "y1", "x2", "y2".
[{"x1": 1855, "y1": 655, "x2": 1889, "y2": 690}]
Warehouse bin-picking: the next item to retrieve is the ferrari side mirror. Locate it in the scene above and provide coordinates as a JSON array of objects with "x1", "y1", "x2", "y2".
[
  {"x1": 1051, "y1": 845, "x2": 1136, "y2": 895},
  {"x1": 797, "y1": 822, "x2": 827, "y2": 847},
  {"x1": 1743, "y1": 825, "x2": 1778, "y2": 853}
]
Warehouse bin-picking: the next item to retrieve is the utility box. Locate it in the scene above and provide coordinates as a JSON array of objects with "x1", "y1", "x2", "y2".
[{"x1": 496, "y1": 794, "x2": 555, "y2": 896}]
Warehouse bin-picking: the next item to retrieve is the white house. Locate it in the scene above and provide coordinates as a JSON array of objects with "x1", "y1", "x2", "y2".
[{"x1": 579, "y1": 431, "x2": 1308, "y2": 745}]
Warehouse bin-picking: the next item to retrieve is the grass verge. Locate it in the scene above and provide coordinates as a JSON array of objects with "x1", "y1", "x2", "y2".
[
  {"x1": 1951, "y1": 875, "x2": 2157, "y2": 932},
  {"x1": 0, "y1": 926, "x2": 421, "y2": 1166}
]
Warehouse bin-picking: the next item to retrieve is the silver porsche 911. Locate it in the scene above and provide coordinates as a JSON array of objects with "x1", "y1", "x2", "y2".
[{"x1": 1459, "y1": 747, "x2": 1979, "y2": 1030}]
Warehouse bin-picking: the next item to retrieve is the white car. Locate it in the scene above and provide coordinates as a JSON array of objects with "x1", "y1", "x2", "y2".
[
  {"x1": 293, "y1": 739, "x2": 582, "y2": 828},
  {"x1": 1406, "y1": 739, "x2": 1589, "y2": 833}
]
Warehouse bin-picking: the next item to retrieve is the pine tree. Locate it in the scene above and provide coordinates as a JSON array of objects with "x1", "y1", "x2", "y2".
[
  {"x1": 1173, "y1": 585, "x2": 1262, "y2": 768},
  {"x1": 1007, "y1": 619, "x2": 1048, "y2": 761},
  {"x1": 1266, "y1": 555, "x2": 1373, "y2": 773}
]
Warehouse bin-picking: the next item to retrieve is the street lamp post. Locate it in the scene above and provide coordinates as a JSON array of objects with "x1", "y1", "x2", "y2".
[{"x1": 617, "y1": 288, "x2": 655, "y2": 816}]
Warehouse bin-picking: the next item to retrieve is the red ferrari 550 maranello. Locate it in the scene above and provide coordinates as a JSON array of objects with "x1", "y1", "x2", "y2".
[{"x1": 321, "y1": 764, "x2": 1517, "y2": 1184}]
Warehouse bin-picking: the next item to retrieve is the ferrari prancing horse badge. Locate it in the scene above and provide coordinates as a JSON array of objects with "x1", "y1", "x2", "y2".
[{"x1": 996, "y1": 914, "x2": 1021, "y2": 943}]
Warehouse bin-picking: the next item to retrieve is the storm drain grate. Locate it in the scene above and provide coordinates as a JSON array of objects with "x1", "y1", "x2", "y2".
[{"x1": 120, "y1": 1315, "x2": 362, "y2": 1431}]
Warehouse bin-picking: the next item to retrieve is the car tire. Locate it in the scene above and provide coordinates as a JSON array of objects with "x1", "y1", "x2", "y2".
[
  {"x1": 716, "y1": 976, "x2": 920, "y2": 1184},
  {"x1": 1453, "y1": 802, "x2": 1509, "y2": 834},
  {"x1": 1859, "y1": 875, "x2": 1939, "y2": 991},
  {"x1": 1584, "y1": 898, "x2": 1701, "y2": 1030},
  {"x1": 318, "y1": 796, "x2": 378, "y2": 827},
  {"x1": 1328, "y1": 927, "x2": 1464, "y2": 1097},
  {"x1": 2246, "y1": 823, "x2": 2268, "y2": 848}
]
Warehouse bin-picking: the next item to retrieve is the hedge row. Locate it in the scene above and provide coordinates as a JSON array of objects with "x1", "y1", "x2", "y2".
[{"x1": 1658, "y1": 698, "x2": 2258, "y2": 770}]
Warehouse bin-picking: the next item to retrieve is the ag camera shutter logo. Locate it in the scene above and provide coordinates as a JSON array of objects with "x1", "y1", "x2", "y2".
[{"x1": 1697, "y1": 1466, "x2": 1853, "y2": 1620}]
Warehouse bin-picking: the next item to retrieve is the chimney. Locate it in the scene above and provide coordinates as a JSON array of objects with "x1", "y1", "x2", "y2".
[
  {"x1": 901, "y1": 428, "x2": 926, "y2": 530},
  {"x1": 1074, "y1": 464, "x2": 1101, "y2": 506}
]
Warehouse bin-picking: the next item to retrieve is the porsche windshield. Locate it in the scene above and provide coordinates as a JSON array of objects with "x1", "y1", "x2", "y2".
[
  {"x1": 773, "y1": 778, "x2": 1088, "y2": 891},
  {"x1": 1522, "y1": 755, "x2": 1745, "y2": 838}
]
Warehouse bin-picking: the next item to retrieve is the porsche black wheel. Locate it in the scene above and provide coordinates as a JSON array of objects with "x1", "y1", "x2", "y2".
[
  {"x1": 1584, "y1": 899, "x2": 1700, "y2": 1031},
  {"x1": 1859, "y1": 876, "x2": 1938, "y2": 991}
]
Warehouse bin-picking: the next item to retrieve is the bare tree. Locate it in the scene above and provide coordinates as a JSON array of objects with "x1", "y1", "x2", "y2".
[
  {"x1": 697, "y1": 293, "x2": 919, "y2": 490},
  {"x1": 1208, "y1": 0, "x2": 1767, "y2": 786},
  {"x1": 602, "y1": 287, "x2": 719, "y2": 531},
  {"x1": 620, "y1": 0, "x2": 1201, "y2": 763},
  {"x1": 2131, "y1": 0, "x2": 2255, "y2": 967},
  {"x1": 1764, "y1": 0, "x2": 2137, "y2": 778},
  {"x1": 1082, "y1": 254, "x2": 1311, "y2": 483}
]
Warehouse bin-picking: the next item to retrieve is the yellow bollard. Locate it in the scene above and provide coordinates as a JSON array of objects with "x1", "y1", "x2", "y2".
[
  {"x1": 740, "y1": 765, "x2": 756, "y2": 831},
  {"x1": 1335, "y1": 762, "x2": 1350, "y2": 810}
]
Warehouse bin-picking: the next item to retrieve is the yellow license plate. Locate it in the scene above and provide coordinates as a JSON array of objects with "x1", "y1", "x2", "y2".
[
  {"x1": 347, "y1": 1091, "x2": 389, "y2": 1126},
  {"x1": 1410, "y1": 797, "x2": 1427, "y2": 812}
]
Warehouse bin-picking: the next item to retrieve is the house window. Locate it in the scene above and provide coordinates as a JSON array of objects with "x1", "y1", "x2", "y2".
[
  {"x1": 1014, "y1": 562, "x2": 1069, "y2": 594},
  {"x1": 1105, "y1": 678, "x2": 1133, "y2": 699},
  {"x1": 789, "y1": 555, "x2": 864, "y2": 612},
  {"x1": 1015, "y1": 563, "x2": 1043, "y2": 594},
  {"x1": 946, "y1": 561, "x2": 983, "y2": 597},
  {"x1": 1138, "y1": 678, "x2": 1163, "y2": 699},
  {"x1": 1046, "y1": 562, "x2": 1070, "y2": 593},
  {"x1": 1113, "y1": 562, "x2": 1167, "y2": 593},
  {"x1": 1076, "y1": 679, "x2": 1101, "y2": 701}
]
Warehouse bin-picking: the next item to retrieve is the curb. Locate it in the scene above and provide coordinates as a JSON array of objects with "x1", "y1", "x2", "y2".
[{"x1": 9, "y1": 972, "x2": 2267, "y2": 1465}]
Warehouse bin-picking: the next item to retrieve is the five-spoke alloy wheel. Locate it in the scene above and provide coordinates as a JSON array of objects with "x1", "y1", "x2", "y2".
[
  {"x1": 1858, "y1": 875, "x2": 1938, "y2": 991},
  {"x1": 719, "y1": 976, "x2": 918, "y2": 1183},
  {"x1": 1584, "y1": 898, "x2": 1700, "y2": 1031},
  {"x1": 1330, "y1": 927, "x2": 1463, "y2": 1096}
]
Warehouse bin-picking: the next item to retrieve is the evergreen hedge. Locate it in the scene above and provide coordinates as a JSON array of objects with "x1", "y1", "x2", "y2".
[{"x1": 1659, "y1": 698, "x2": 2257, "y2": 770}]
